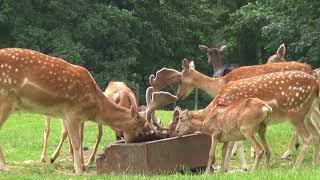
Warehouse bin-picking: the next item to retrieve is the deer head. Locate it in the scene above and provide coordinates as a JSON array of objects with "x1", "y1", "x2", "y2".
[
  {"x1": 266, "y1": 43, "x2": 286, "y2": 63},
  {"x1": 175, "y1": 110, "x2": 199, "y2": 136},
  {"x1": 199, "y1": 44, "x2": 226, "y2": 73},
  {"x1": 176, "y1": 59, "x2": 199, "y2": 100}
]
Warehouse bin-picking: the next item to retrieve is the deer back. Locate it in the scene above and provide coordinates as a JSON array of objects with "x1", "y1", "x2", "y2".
[
  {"x1": 215, "y1": 71, "x2": 318, "y2": 117},
  {"x1": 223, "y1": 62, "x2": 312, "y2": 82},
  {"x1": 0, "y1": 48, "x2": 103, "y2": 114}
]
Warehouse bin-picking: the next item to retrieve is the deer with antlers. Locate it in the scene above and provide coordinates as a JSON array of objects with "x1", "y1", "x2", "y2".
[
  {"x1": 175, "y1": 70, "x2": 320, "y2": 174},
  {"x1": 0, "y1": 48, "x2": 160, "y2": 173}
]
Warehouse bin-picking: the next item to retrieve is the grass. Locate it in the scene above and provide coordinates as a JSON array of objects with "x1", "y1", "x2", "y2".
[{"x1": 0, "y1": 111, "x2": 319, "y2": 179}]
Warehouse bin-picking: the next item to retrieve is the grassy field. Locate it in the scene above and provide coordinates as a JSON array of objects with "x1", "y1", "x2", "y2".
[{"x1": 0, "y1": 111, "x2": 319, "y2": 179}]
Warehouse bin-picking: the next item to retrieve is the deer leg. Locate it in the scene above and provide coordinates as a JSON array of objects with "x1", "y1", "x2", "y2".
[
  {"x1": 220, "y1": 142, "x2": 228, "y2": 172},
  {"x1": 258, "y1": 124, "x2": 271, "y2": 167},
  {"x1": 0, "y1": 97, "x2": 14, "y2": 172},
  {"x1": 236, "y1": 141, "x2": 248, "y2": 171},
  {"x1": 64, "y1": 117, "x2": 84, "y2": 174},
  {"x1": 223, "y1": 141, "x2": 234, "y2": 172},
  {"x1": 86, "y1": 124, "x2": 103, "y2": 166},
  {"x1": 304, "y1": 115, "x2": 320, "y2": 166},
  {"x1": 281, "y1": 131, "x2": 298, "y2": 159},
  {"x1": 292, "y1": 121, "x2": 310, "y2": 168},
  {"x1": 250, "y1": 146, "x2": 255, "y2": 159},
  {"x1": 79, "y1": 122, "x2": 85, "y2": 171},
  {"x1": 50, "y1": 119, "x2": 68, "y2": 163},
  {"x1": 40, "y1": 115, "x2": 50, "y2": 162},
  {"x1": 204, "y1": 135, "x2": 218, "y2": 175},
  {"x1": 241, "y1": 128, "x2": 264, "y2": 171},
  {"x1": 231, "y1": 141, "x2": 239, "y2": 156}
]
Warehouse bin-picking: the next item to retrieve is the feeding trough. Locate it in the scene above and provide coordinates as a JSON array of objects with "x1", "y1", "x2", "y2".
[{"x1": 96, "y1": 133, "x2": 211, "y2": 175}]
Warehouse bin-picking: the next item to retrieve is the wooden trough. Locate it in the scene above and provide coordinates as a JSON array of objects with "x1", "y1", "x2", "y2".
[{"x1": 96, "y1": 133, "x2": 211, "y2": 175}]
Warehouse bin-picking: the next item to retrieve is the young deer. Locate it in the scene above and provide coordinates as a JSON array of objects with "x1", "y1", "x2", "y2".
[
  {"x1": 0, "y1": 48, "x2": 150, "y2": 174},
  {"x1": 198, "y1": 44, "x2": 238, "y2": 77},
  {"x1": 175, "y1": 70, "x2": 320, "y2": 174},
  {"x1": 176, "y1": 98, "x2": 272, "y2": 174}
]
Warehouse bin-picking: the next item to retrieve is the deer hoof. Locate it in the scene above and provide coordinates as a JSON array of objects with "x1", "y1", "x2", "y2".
[
  {"x1": 50, "y1": 157, "x2": 56, "y2": 163},
  {"x1": 281, "y1": 153, "x2": 291, "y2": 160},
  {"x1": 40, "y1": 156, "x2": 46, "y2": 163}
]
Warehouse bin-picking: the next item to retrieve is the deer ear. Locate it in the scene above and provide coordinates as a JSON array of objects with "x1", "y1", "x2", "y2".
[
  {"x1": 182, "y1": 58, "x2": 189, "y2": 70},
  {"x1": 185, "y1": 110, "x2": 192, "y2": 118},
  {"x1": 173, "y1": 106, "x2": 181, "y2": 119},
  {"x1": 189, "y1": 61, "x2": 195, "y2": 69},
  {"x1": 277, "y1": 43, "x2": 286, "y2": 58},
  {"x1": 199, "y1": 45, "x2": 209, "y2": 53},
  {"x1": 219, "y1": 45, "x2": 226, "y2": 53}
]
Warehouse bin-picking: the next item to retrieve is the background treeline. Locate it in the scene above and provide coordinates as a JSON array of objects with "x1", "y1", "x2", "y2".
[{"x1": 0, "y1": 0, "x2": 319, "y2": 109}]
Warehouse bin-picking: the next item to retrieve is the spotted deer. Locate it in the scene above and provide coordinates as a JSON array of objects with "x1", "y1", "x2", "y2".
[
  {"x1": 175, "y1": 70, "x2": 320, "y2": 174},
  {"x1": 176, "y1": 98, "x2": 272, "y2": 174},
  {"x1": 41, "y1": 80, "x2": 174, "y2": 166},
  {"x1": 0, "y1": 48, "x2": 151, "y2": 174},
  {"x1": 151, "y1": 59, "x2": 315, "y2": 170}
]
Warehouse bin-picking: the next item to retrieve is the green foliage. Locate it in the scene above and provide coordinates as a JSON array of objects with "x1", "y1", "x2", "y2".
[{"x1": 1, "y1": 0, "x2": 320, "y2": 108}]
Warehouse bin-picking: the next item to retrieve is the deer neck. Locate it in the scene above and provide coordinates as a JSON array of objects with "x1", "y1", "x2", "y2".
[
  {"x1": 189, "y1": 69, "x2": 226, "y2": 97},
  {"x1": 211, "y1": 57, "x2": 221, "y2": 73},
  {"x1": 189, "y1": 114, "x2": 208, "y2": 133},
  {"x1": 97, "y1": 94, "x2": 136, "y2": 130}
]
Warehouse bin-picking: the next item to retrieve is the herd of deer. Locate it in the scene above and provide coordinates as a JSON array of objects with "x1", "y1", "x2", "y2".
[{"x1": 0, "y1": 43, "x2": 319, "y2": 175}]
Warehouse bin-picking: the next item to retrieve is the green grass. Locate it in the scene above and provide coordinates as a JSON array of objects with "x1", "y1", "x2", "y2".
[{"x1": 0, "y1": 111, "x2": 319, "y2": 179}]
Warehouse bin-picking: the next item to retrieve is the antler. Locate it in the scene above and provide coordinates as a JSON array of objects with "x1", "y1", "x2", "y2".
[
  {"x1": 145, "y1": 87, "x2": 178, "y2": 133},
  {"x1": 149, "y1": 68, "x2": 181, "y2": 91}
]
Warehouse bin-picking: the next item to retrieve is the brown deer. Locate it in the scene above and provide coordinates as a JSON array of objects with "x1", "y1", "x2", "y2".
[
  {"x1": 40, "y1": 81, "x2": 137, "y2": 165},
  {"x1": 0, "y1": 48, "x2": 152, "y2": 174},
  {"x1": 42, "y1": 80, "x2": 173, "y2": 166},
  {"x1": 198, "y1": 44, "x2": 238, "y2": 77},
  {"x1": 175, "y1": 70, "x2": 320, "y2": 174},
  {"x1": 177, "y1": 98, "x2": 272, "y2": 174}
]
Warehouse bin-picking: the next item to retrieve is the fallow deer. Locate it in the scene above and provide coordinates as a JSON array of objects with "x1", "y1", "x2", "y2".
[
  {"x1": 176, "y1": 98, "x2": 272, "y2": 174},
  {"x1": 151, "y1": 59, "x2": 315, "y2": 171},
  {"x1": 43, "y1": 80, "x2": 173, "y2": 166},
  {"x1": 175, "y1": 70, "x2": 320, "y2": 173},
  {"x1": 0, "y1": 48, "x2": 150, "y2": 174},
  {"x1": 198, "y1": 44, "x2": 238, "y2": 77}
]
